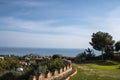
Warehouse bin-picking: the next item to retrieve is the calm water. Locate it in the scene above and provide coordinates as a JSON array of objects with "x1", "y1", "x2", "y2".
[
  {"x1": 0, "y1": 47, "x2": 85, "y2": 57},
  {"x1": 0, "y1": 47, "x2": 100, "y2": 57}
]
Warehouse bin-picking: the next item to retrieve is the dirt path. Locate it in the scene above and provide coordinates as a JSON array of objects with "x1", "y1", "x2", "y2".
[{"x1": 78, "y1": 65, "x2": 90, "y2": 70}]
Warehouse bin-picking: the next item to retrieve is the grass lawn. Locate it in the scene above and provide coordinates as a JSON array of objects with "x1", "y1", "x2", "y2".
[{"x1": 70, "y1": 60, "x2": 120, "y2": 80}]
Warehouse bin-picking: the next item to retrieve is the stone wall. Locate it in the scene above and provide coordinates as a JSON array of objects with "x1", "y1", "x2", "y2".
[{"x1": 29, "y1": 64, "x2": 72, "y2": 80}]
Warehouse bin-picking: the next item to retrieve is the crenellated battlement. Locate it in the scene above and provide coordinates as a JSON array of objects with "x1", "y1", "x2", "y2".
[{"x1": 29, "y1": 64, "x2": 72, "y2": 80}]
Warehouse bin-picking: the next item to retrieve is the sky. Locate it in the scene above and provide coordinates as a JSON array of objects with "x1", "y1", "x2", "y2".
[{"x1": 0, "y1": 0, "x2": 120, "y2": 48}]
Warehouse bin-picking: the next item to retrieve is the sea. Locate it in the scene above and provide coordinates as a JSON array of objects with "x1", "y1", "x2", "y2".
[{"x1": 0, "y1": 47, "x2": 100, "y2": 57}]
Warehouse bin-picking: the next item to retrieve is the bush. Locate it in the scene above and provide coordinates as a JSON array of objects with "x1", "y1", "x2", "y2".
[
  {"x1": 0, "y1": 71, "x2": 17, "y2": 80},
  {"x1": 48, "y1": 59, "x2": 65, "y2": 71},
  {"x1": 75, "y1": 52, "x2": 86, "y2": 63},
  {"x1": 52, "y1": 54, "x2": 62, "y2": 59},
  {"x1": 0, "y1": 57, "x2": 19, "y2": 70}
]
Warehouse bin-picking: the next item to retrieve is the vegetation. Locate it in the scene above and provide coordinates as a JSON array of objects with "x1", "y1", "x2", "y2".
[
  {"x1": 52, "y1": 54, "x2": 62, "y2": 59},
  {"x1": 0, "y1": 56, "x2": 20, "y2": 74},
  {"x1": 85, "y1": 48, "x2": 95, "y2": 60},
  {"x1": 115, "y1": 41, "x2": 120, "y2": 52},
  {"x1": 0, "y1": 54, "x2": 68, "y2": 80},
  {"x1": 71, "y1": 31, "x2": 120, "y2": 80},
  {"x1": 48, "y1": 58, "x2": 65, "y2": 71},
  {"x1": 1, "y1": 31, "x2": 120, "y2": 80},
  {"x1": 90, "y1": 31, "x2": 115, "y2": 60},
  {"x1": 74, "y1": 48, "x2": 95, "y2": 63},
  {"x1": 70, "y1": 60, "x2": 120, "y2": 80}
]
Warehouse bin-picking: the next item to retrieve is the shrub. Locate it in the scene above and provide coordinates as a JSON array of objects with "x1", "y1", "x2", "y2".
[
  {"x1": 48, "y1": 59, "x2": 65, "y2": 71},
  {"x1": 0, "y1": 57, "x2": 19, "y2": 70},
  {"x1": 0, "y1": 71, "x2": 17, "y2": 80},
  {"x1": 38, "y1": 65, "x2": 48, "y2": 73},
  {"x1": 52, "y1": 54, "x2": 62, "y2": 59}
]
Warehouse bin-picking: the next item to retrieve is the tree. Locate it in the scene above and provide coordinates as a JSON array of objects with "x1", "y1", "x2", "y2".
[
  {"x1": 115, "y1": 41, "x2": 120, "y2": 52},
  {"x1": 89, "y1": 31, "x2": 115, "y2": 60},
  {"x1": 85, "y1": 48, "x2": 94, "y2": 55},
  {"x1": 104, "y1": 45, "x2": 114, "y2": 60},
  {"x1": 104, "y1": 45, "x2": 114, "y2": 54},
  {"x1": 75, "y1": 52, "x2": 87, "y2": 62},
  {"x1": 52, "y1": 54, "x2": 62, "y2": 59},
  {"x1": 85, "y1": 48, "x2": 95, "y2": 60}
]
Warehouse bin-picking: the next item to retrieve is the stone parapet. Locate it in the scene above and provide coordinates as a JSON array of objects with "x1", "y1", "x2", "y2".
[{"x1": 29, "y1": 64, "x2": 72, "y2": 80}]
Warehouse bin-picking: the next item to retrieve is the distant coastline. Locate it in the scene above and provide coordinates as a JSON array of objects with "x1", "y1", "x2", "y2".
[
  {"x1": 0, "y1": 47, "x2": 84, "y2": 57},
  {"x1": 0, "y1": 47, "x2": 100, "y2": 57}
]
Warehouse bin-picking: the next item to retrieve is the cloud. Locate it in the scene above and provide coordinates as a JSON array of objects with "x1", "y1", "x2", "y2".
[
  {"x1": 81, "y1": 6, "x2": 120, "y2": 41},
  {"x1": 0, "y1": 31, "x2": 91, "y2": 48},
  {"x1": 0, "y1": 17, "x2": 96, "y2": 48},
  {"x1": 0, "y1": 17, "x2": 100, "y2": 36},
  {"x1": 14, "y1": 1, "x2": 50, "y2": 7},
  {"x1": 0, "y1": 17, "x2": 57, "y2": 32},
  {"x1": 1, "y1": 5, "x2": 120, "y2": 48},
  {"x1": 0, "y1": 0, "x2": 51, "y2": 7},
  {"x1": 105, "y1": 7, "x2": 120, "y2": 41}
]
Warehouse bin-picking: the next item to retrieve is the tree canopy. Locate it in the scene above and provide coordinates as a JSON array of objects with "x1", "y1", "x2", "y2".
[
  {"x1": 52, "y1": 54, "x2": 62, "y2": 59},
  {"x1": 90, "y1": 31, "x2": 115, "y2": 60},
  {"x1": 90, "y1": 31, "x2": 115, "y2": 53},
  {"x1": 115, "y1": 41, "x2": 120, "y2": 52}
]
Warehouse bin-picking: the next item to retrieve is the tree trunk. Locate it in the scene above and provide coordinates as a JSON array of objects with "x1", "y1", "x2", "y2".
[{"x1": 101, "y1": 50, "x2": 104, "y2": 60}]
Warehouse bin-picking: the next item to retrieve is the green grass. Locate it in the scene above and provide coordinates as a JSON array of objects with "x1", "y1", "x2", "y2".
[
  {"x1": 70, "y1": 60, "x2": 120, "y2": 80},
  {"x1": 90, "y1": 64, "x2": 119, "y2": 70}
]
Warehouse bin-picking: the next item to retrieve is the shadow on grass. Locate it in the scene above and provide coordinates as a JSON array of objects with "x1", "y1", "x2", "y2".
[
  {"x1": 94, "y1": 60, "x2": 119, "y2": 66},
  {"x1": 75, "y1": 60, "x2": 119, "y2": 66}
]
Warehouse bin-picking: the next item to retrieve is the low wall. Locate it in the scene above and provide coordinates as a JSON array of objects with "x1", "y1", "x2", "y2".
[
  {"x1": 29, "y1": 64, "x2": 72, "y2": 80},
  {"x1": 65, "y1": 67, "x2": 77, "y2": 80}
]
